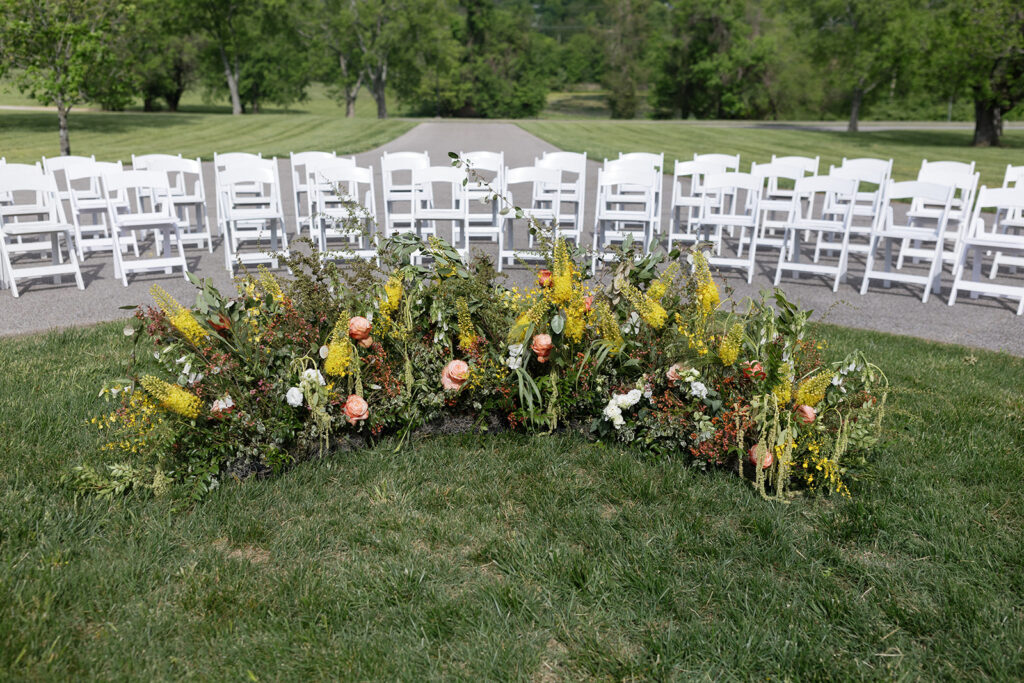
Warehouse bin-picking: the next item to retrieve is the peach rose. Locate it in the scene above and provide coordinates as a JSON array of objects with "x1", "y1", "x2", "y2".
[
  {"x1": 348, "y1": 316, "x2": 372, "y2": 341},
  {"x1": 666, "y1": 362, "x2": 686, "y2": 386},
  {"x1": 583, "y1": 295, "x2": 594, "y2": 312},
  {"x1": 531, "y1": 334, "x2": 553, "y2": 363},
  {"x1": 748, "y1": 444, "x2": 773, "y2": 469},
  {"x1": 357, "y1": 335, "x2": 374, "y2": 349},
  {"x1": 441, "y1": 359, "x2": 470, "y2": 391},
  {"x1": 343, "y1": 394, "x2": 369, "y2": 425},
  {"x1": 537, "y1": 269, "x2": 553, "y2": 288},
  {"x1": 795, "y1": 405, "x2": 816, "y2": 424}
]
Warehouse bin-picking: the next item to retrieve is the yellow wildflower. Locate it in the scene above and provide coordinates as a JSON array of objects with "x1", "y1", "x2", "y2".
[
  {"x1": 794, "y1": 371, "x2": 833, "y2": 407},
  {"x1": 150, "y1": 285, "x2": 207, "y2": 346},
  {"x1": 382, "y1": 274, "x2": 402, "y2": 315},
  {"x1": 648, "y1": 262, "x2": 679, "y2": 303},
  {"x1": 325, "y1": 313, "x2": 352, "y2": 377},
  {"x1": 141, "y1": 376, "x2": 201, "y2": 419},
  {"x1": 619, "y1": 278, "x2": 668, "y2": 330},
  {"x1": 594, "y1": 300, "x2": 623, "y2": 352},
  {"x1": 256, "y1": 265, "x2": 284, "y2": 303},
  {"x1": 718, "y1": 323, "x2": 743, "y2": 366},
  {"x1": 551, "y1": 238, "x2": 576, "y2": 305},
  {"x1": 772, "y1": 363, "x2": 793, "y2": 405}
]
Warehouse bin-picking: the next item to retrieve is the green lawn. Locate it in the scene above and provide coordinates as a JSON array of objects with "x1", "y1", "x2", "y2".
[
  {"x1": 519, "y1": 121, "x2": 1024, "y2": 189},
  {"x1": 1, "y1": 321, "x2": 1022, "y2": 679}
]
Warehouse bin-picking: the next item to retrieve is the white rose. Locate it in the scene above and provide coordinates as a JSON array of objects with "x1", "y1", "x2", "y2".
[
  {"x1": 285, "y1": 387, "x2": 304, "y2": 407},
  {"x1": 302, "y1": 368, "x2": 325, "y2": 386},
  {"x1": 603, "y1": 403, "x2": 622, "y2": 421},
  {"x1": 690, "y1": 381, "x2": 708, "y2": 399},
  {"x1": 507, "y1": 356, "x2": 523, "y2": 370},
  {"x1": 508, "y1": 343, "x2": 524, "y2": 357},
  {"x1": 625, "y1": 389, "x2": 642, "y2": 406},
  {"x1": 612, "y1": 415, "x2": 625, "y2": 429}
]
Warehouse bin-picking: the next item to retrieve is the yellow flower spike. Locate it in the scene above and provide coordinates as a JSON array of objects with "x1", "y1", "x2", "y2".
[
  {"x1": 619, "y1": 278, "x2": 668, "y2": 330},
  {"x1": 794, "y1": 371, "x2": 833, "y2": 407},
  {"x1": 718, "y1": 323, "x2": 743, "y2": 366},
  {"x1": 140, "y1": 376, "x2": 201, "y2": 419},
  {"x1": 150, "y1": 285, "x2": 207, "y2": 347},
  {"x1": 456, "y1": 297, "x2": 477, "y2": 351},
  {"x1": 324, "y1": 313, "x2": 352, "y2": 377}
]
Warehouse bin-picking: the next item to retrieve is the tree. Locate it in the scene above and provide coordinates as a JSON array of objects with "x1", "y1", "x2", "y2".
[
  {"x1": 192, "y1": 0, "x2": 310, "y2": 114},
  {"x1": 797, "y1": 0, "x2": 925, "y2": 132},
  {"x1": 130, "y1": 0, "x2": 200, "y2": 112},
  {"x1": 926, "y1": 0, "x2": 1024, "y2": 146},
  {"x1": 306, "y1": 0, "x2": 365, "y2": 117},
  {"x1": 650, "y1": 0, "x2": 776, "y2": 120},
  {"x1": 601, "y1": 0, "x2": 655, "y2": 119},
  {"x1": 0, "y1": 0, "x2": 133, "y2": 154}
]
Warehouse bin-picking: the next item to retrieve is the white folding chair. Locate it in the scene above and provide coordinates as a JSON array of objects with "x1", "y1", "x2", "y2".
[
  {"x1": 693, "y1": 153, "x2": 740, "y2": 171},
  {"x1": 312, "y1": 164, "x2": 377, "y2": 261},
  {"x1": 65, "y1": 160, "x2": 140, "y2": 260},
  {"x1": 861, "y1": 180, "x2": 954, "y2": 303},
  {"x1": 987, "y1": 165, "x2": 1024, "y2": 278},
  {"x1": 461, "y1": 150, "x2": 504, "y2": 245},
  {"x1": 381, "y1": 151, "x2": 431, "y2": 238},
  {"x1": 41, "y1": 155, "x2": 97, "y2": 204},
  {"x1": 534, "y1": 151, "x2": 586, "y2": 242},
  {"x1": 898, "y1": 160, "x2": 979, "y2": 270},
  {"x1": 667, "y1": 159, "x2": 726, "y2": 250},
  {"x1": 618, "y1": 152, "x2": 665, "y2": 233},
  {"x1": 290, "y1": 151, "x2": 347, "y2": 237},
  {"x1": 500, "y1": 165, "x2": 561, "y2": 271},
  {"x1": 218, "y1": 166, "x2": 288, "y2": 273},
  {"x1": 818, "y1": 157, "x2": 892, "y2": 259},
  {"x1": 0, "y1": 167, "x2": 84, "y2": 296},
  {"x1": 949, "y1": 186, "x2": 1024, "y2": 314},
  {"x1": 133, "y1": 154, "x2": 213, "y2": 253},
  {"x1": 745, "y1": 161, "x2": 806, "y2": 256},
  {"x1": 213, "y1": 152, "x2": 268, "y2": 236},
  {"x1": 592, "y1": 164, "x2": 658, "y2": 271},
  {"x1": 690, "y1": 172, "x2": 762, "y2": 283},
  {"x1": 104, "y1": 170, "x2": 188, "y2": 286},
  {"x1": 411, "y1": 166, "x2": 469, "y2": 261},
  {"x1": 774, "y1": 176, "x2": 858, "y2": 292}
]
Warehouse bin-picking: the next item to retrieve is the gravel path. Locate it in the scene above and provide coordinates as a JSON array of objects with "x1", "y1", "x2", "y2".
[{"x1": 1, "y1": 120, "x2": 1021, "y2": 356}]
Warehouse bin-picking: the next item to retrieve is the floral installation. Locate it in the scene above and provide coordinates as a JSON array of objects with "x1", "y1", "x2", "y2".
[{"x1": 72, "y1": 156, "x2": 887, "y2": 503}]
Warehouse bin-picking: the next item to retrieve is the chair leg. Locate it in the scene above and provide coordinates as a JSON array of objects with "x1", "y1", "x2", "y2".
[
  {"x1": 860, "y1": 235, "x2": 876, "y2": 295},
  {"x1": 67, "y1": 230, "x2": 84, "y2": 290}
]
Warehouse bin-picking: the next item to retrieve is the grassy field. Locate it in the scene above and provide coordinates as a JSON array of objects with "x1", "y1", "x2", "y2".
[
  {"x1": 1, "y1": 320, "x2": 1022, "y2": 679},
  {"x1": 519, "y1": 121, "x2": 1024, "y2": 189}
]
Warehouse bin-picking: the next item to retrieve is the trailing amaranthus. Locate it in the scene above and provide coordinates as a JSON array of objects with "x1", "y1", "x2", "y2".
[
  {"x1": 648, "y1": 262, "x2": 680, "y2": 303},
  {"x1": 140, "y1": 376, "x2": 201, "y2": 419},
  {"x1": 150, "y1": 285, "x2": 207, "y2": 347},
  {"x1": 456, "y1": 297, "x2": 477, "y2": 351},
  {"x1": 718, "y1": 322, "x2": 743, "y2": 366},
  {"x1": 619, "y1": 278, "x2": 668, "y2": 330},
  {"x1": 325, "y1": 313, "x2": 352, "y2": 377},
  {"x1": 795, "y1": 371, "x2": 833, "y2": 407}
]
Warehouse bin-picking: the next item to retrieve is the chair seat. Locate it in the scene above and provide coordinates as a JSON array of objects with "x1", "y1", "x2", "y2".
[{"x1": 2, "y1": 221, "x2": 75, "y2": 236}]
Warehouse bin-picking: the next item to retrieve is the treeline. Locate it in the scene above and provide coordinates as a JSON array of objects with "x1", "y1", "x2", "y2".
[{"x1": 2, "y1": 0, "x2": 1023, "y2": 153}]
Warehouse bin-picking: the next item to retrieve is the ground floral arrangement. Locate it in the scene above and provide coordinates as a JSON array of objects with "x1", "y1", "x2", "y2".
[{"x1": 74, "y1": 226, "x2": 887, "y2": 502}]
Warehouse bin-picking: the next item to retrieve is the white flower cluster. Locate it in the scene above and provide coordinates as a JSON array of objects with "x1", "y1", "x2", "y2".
[
  {"x1": 678, "y1": 366, "x2": 708, "y2": 400},
  {"x1": 286, "y1": 369, "x2": 326, "y2": 407},
  {"x1": 602, "y1": 388, "x2": 643, "y2": 430},
  {"x1": 506, "y1": 343, "x2": 525, "y2": 370}
]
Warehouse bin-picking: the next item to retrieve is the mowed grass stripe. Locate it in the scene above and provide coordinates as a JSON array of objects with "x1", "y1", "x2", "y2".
[
  {"x1": 0, "y1": 111, "x2": 414, "y2": 162},
  {"x1": 519, "y1": 121, "x2": 1024, "y2": 188}
]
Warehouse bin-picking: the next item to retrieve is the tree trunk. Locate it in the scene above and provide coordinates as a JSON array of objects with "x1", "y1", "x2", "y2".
[
  {"x1": 848, "y1": 88, "x2": 863, "y2": 133},
  {"x1": 166, "y1": 87, "x2": 183, "y2": 112},
  {"x1": 345, "y1": 94, "x2": 357, "y2": 117},
  {"x1": 57, "y1": 102, "x2": 71, "y2": 156},
  {"x1": 220, "y1": 46, "x2": 243, "y2": 115},
  {"x1": 973, "y1": 100, "x2": 1002, "y2": 147},
  {"x1": 370, "y1": 64, "x2": 387, "y2": 119},
  {"x1": 143, "y1": 94, "x2": 158, "y2": 112}
]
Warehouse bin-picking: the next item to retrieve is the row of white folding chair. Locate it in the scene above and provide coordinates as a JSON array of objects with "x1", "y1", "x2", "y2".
[
  {"x1": 312, "y1": 163, "x2": 377, "y2": 261},
  {"x1": 499, "y1": 165, "x2": 563, "y2": 271},
  {"x1": 533, "y1": 151, "x2": 586, "y2": 240},
  {"x1": 0, "y1": 164, "x2": 84, "y2": 296},
  {"x1": 988, "y1": 164, "x2": 1024, "y2": 278},
  {"x1": 949, "y1": 186, "x2": 1024, "y2": 314}
]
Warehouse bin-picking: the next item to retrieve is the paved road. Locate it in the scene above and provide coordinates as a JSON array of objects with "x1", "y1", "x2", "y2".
[{"x1": 1, "y1": 121, "x2": 1021, "y2": 356}]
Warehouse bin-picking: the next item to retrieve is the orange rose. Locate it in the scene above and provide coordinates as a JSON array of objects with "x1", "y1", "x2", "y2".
[
  {"x1": 666, "y1": 362, "x2": 686, "y2": 386},
  {"x1": 583, "y1": 295, "x2": 593, "y2": 312},
  {"x1": 358, "y1": 335, "x2": 374, "y2": 349},
  {"x1": 537, "y1": 269, "x2": 553, "y2": 288},
  {"x1": 441, "y1": 359, "x2": 470, "y2": 391},
  {"x1": 348, "y1": 316, "x2": 371, "y2": 341},
  {"x1": 531, "y1": 334, "x2": 553, "y2": 363},
  {"x1": 795, "y1": 405, "x2": 816, "y2": 424},
  {"x1": 343, "y1": 394, "x2": 369, "y2": 425},
  {"x1": 748, "y1": 444, "x2": 773, "y2": 469}
]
